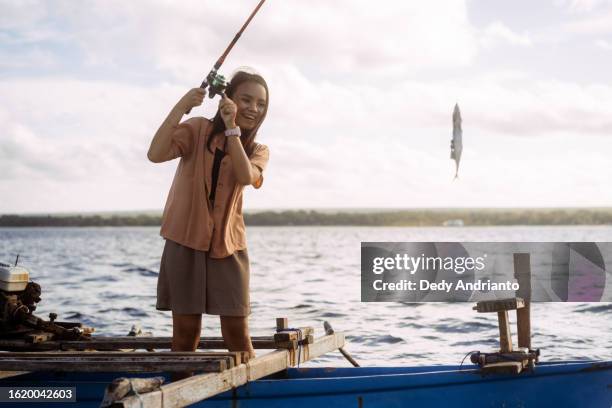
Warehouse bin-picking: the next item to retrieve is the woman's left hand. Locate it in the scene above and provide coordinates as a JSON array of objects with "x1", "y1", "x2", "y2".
[{"x1": 219, "y1": 93, "x2": 238, "y2": 129}]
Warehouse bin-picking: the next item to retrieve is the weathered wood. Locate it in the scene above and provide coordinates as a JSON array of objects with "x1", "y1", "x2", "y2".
[
  {"x1": 304, "y1": 332, "x2": 345, "y2": 362},
  {"x1": 516, "y1": 305, "x2": 531, "y2": 349},
  {"x1": 480, "y1": 361, "x2": 523, "y2": 375},
  {"x1": 114, "y1": 350, "x2": 291, "y2": 408},
  {"x1": 0, "y1": 371, "x2": 29, "y2": 379},
  {"x1": 101, "y1": 376, "x2": 164, "y2": 408},
  {"x1": 473, "y1": 298, "x2": 525, "y2": 313},
  {"x1": 0, "y1": 356, "x2": 228, "y2": 373},
  {"x1": 0, "y1": 351, "x2": 244, "y2": 365},
  {"x1": 0, "y1": 336, "x2": 291, "y2": 352},
  {"x1": 514, "y1": 253, "x2": 532, "y2": 349},
  {"x1": 274, "y1": 327, "x2": 314, "y2": 342},
  {"x1": 513, "y1": 253, "x2": 531, "y2": 301},
  {"x1": 246, "y1": 349, "x2": 289, "y2": 381},
  {"x1": 276, "y1": 317, "x2": 288, "y2": 331},
  {"x1": 268, "y1": 340, "x2": 295, "y2": 349},
  {"x1": 60, "y1": 336, "x2": 280, "y2": 351},
  {"x1": 0, "y1": 339, "x2": 59, "y2": 351},
  {"x1": 25, "y1": 332, "x2": 55, "y2": 344},
  {"x1": 116, "y1": 332, "x2": 345, "y2": 408},
  {"x1": 497, "y1": 311, "x2": 512, "y2": 353},
  {"x1": 477, "y1": 351, "x2": 537, "y2": 366}
]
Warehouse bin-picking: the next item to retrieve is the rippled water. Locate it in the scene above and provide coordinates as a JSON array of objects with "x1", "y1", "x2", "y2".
[{"x1": 0, "y1": 226, "x2": 610, "y2": 367}]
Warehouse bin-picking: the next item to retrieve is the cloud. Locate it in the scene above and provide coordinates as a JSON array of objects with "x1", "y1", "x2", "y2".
[
  {"x1": 2, "y1": 61, "x2": 612, "y2": 212},
  {"x1": 0, "y1": 0, "x2": 49, "y2": 30},
  {"x1": 563, "y1": 10, "x2": 612, "y2": 34},
  {"x1": 595, "y1": 39, "x2": 612, "y2": 50},
  {"x1": 479, "y1": 22, "x2": 532, "y2": 49},
  {"x1": 1, "y1": 1, "x2": 611, "y2": 212},
  {"x1": 561, "y1": 0, "x2": 612, "y2": 12},
  {"x1": 556, "y1": 0, "x2": 612, "y2": 34},
  {"x1": 1, "y1": 0, "x2": 479, "y2": 82},
  {"x1": 0, "y1": 48, "x2": 59, "y2": 69}
]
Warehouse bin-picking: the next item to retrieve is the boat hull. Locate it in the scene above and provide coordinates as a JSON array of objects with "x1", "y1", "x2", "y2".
[{"x1": 0, "y1": 361, "x2": 610, "y2": 407}]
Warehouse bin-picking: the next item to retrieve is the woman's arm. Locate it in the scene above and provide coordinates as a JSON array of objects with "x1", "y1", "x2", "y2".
[
  {"x1": 226, "y1": 136, "x2": 261, "y2": 185},
  {"x1": 147, "y1": 88, "x2": 206, "y2": 163}
]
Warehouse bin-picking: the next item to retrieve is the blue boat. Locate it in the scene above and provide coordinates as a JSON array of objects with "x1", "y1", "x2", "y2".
[{"x1": 1, "y1": 360, "x2": 610, "y2": 407}]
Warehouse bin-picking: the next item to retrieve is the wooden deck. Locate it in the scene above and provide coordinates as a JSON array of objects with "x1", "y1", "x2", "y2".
[{"x1": 0, "y1": 318, "x2": 346, "y2": 407}]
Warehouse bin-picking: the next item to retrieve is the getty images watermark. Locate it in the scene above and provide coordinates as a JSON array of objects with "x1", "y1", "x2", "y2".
[{"x1": 361, "y1": 242, "x2": 612, "y2": 302}]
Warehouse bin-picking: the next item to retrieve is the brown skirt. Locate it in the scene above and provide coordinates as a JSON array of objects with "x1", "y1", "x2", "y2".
[{"x1": 156, "y1": 239, "x2": 251, "y2": 316}]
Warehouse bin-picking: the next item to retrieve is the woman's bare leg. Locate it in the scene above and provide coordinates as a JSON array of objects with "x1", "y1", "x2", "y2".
[
  {"x1": 171, "y1": 312, "x2": 202, "y2": 381},
  {"x1": 220, "y1": 316, "x2": 256, "y2": 361}
]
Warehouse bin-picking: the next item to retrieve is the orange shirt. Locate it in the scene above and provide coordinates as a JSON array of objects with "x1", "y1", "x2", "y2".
[{"x1": 156, "y1": 117, "x2": 269, "y2": 258}]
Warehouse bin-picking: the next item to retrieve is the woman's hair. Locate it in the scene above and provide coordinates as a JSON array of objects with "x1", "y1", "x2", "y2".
[{"x1": 207, "y1": 69, "x2": 269, "y2": 157}]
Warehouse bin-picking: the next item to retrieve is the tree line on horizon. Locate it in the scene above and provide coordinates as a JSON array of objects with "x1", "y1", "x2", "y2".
[{"x1": 0, "y1": 209, "x2": 611, "y2": 227}]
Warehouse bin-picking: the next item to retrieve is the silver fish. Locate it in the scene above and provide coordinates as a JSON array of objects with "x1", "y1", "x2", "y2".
[{"x1": 450, "y1": 103, "x2": 462, "y2": 180}]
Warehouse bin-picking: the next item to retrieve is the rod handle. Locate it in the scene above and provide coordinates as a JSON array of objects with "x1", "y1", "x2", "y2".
[{"x1": 185, "y1": 81, "x2": 209, "y2": 114}]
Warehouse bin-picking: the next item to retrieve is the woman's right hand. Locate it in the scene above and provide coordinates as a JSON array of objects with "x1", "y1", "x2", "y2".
[{"x1": 178, "y1": 88, "x2": 207, "y2": 111}]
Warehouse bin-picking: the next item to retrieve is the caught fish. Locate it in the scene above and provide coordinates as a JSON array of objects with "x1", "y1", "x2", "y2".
[{"x1": 450, "y1": 103, "x2": 462, "y2": 180}]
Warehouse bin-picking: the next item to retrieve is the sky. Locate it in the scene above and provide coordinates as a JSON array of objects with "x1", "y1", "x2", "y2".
[{"x1": 1, "y1": 0, "x2": 611, "y2": 213}]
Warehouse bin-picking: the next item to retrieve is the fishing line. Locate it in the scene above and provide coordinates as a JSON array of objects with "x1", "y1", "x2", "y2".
[{"x1": 186, "y1": 0, "x2": 267, "y2": 113}]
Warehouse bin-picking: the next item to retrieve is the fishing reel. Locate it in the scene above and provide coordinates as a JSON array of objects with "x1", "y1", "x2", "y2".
[{"x1": 204, "y1": 69, "x2": 228, "y2": 98}]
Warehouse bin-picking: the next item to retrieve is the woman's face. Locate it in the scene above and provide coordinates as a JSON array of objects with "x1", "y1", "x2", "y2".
[{"x1": 231, "y1": 81, "x2": 267, "y2": 130}]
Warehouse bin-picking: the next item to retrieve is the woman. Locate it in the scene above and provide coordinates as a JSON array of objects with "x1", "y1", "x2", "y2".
[{"x1": 147, "y1": 69, "x2": 269, "y2": 368}]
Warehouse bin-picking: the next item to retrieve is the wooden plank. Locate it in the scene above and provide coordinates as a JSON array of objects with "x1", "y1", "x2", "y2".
[
  {"x1": 473, "y1": 298, "x2": 525, "y2": 313},
  {"x1": 1, "y1": 337, "x2": 293, "y2": 352},
  {"x1": 514, "y1": 253, "x2": 532, "y2": 349},
  {"x1": 116, "y1": 332, "x2": 345, "y2": 408},
  {"x1": 273, "y1": 327, "x2": 314, "y2": 342},
  {"x1": 0, "y1": 358, "x2": 227, "y2": 373},
  {"x1": 0, "y1": 354, "x2": 234, "y2": 363},
  {"x1": 245, "y1": 349, "x2": 289, "y2": 381},
  {"x1": 0, "y1": 339, "x2": 60, "y2": 351},
  {"x1": 497, "y1": 311, "x2": 512, "y2": 353},
  {"x1": 116, "y1": 352, "x2": 286, "y2": 408},
  {"x1": 276, "y1": 317, "x2": 288, "y2": 331},
  {"x1": 0, "y1": 371, "x2": 29, "y2": 379},
  {"x1": 516, "y1": 305, "x2": 531, "y2": 349},
  {"x1": 0, "y1": 351, "x2": 244, "y2": 365},
  {"x1": 302, "y1": 332, "x2": 344, "y2": 362},
  {"x1": 480, "y1": 361, "x2": 523, "y2": 375},
  {"x1": 478, "y1": 352, "x2": 537, "y2": 366},
  {"x1": 58, "y1": 336, "x2": 280, "y2": 351}
]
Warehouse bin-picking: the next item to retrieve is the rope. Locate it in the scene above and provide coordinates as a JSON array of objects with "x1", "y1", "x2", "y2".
[
  {"x1": 459, "y1": 350, "x2": 480, "y2": 371},
  {"x1": 127, "y1": 378, "x2": 144, "y2": 408},
  {"x1": 281, "y1": 327, "x2": 304, "y2": 368}
]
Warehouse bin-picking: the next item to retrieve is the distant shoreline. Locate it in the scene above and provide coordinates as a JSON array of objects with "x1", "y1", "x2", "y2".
[{"x1": 1, "y1": 209, "x2": 611, "y2": 227}]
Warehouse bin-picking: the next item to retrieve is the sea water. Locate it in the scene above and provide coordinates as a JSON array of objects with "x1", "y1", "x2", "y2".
[{"x1": 0, "y1": 225, "x2": 610, "y2": 367}]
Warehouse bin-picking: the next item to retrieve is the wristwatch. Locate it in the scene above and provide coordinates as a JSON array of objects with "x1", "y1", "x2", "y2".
[{"x1": 224, "y1": 127, "x2": 241, "y2": 137}]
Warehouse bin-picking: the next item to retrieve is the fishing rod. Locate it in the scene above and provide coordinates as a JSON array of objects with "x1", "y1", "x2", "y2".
[{"x1": 186, "y1": 0, "x2": 266, "y2": 114}]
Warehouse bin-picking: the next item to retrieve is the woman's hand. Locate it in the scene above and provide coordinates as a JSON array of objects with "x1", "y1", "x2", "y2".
[
  {"x1": 178, "y1": 88, "x2": 206, "y2": 111},
  {"x1": 219, "y1": 93, "x2": 238, "y2": 129}
]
